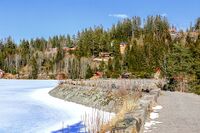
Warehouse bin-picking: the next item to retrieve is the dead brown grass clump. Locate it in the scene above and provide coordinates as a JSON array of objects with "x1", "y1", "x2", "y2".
[
  {"x1": 81, "y1": 109, "x2": 112, "y2": 133},
  {"x1": 101, "y1": 91, "x2": 142, "y2": 132}
]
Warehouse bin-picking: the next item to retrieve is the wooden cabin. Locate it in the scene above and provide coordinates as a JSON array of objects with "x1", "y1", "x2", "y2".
[
  {"x1": 99, "y1": 52, "x2": 112, "y2": 58},
  {"x1": 90, "y1": 72, "x2": 103, "y2": 80}
]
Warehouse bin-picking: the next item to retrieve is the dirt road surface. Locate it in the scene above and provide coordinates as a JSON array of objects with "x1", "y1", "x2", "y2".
[{"x1": 144, "y1": 91, "x2": 200, "y2": 133}]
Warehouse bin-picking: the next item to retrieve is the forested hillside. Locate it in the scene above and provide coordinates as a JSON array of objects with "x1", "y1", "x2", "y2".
[{"x1": 0, "y1": 16, "x2": 200, "y2": 94}]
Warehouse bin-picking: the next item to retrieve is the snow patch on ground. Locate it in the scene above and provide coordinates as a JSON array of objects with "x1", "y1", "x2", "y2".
[
  {"x1": 144, "y1": 105, "x2": 163, "y2": 133},
  {"x1": 152, "y1": 105, "x2": 163, "y2": 110},
  {"x1": 150, "y1": 112, "x2": 159, "y2": 119}
]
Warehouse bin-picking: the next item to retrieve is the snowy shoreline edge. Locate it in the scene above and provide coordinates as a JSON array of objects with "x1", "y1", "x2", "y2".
[{"x1": 30, "y1": 87, "x2": 114, "y2": 133}]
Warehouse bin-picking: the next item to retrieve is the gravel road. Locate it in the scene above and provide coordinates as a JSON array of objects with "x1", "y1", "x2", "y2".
[{"x1": 145, "y1": 91, "x2": 200, "y2": 133}]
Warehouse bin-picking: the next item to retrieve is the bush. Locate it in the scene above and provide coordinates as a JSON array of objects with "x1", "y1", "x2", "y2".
[
  {"x1": 162, "y1": 78, "x2": 177, "y2": 91},
  {"x1": 86, "y1": 65, "x2": 93, "y2": 79},
  {"x1": 190, "y1": 80, "x2": 200, "y2": 95},
  {"x1": 110, "y1": 72, "x2": 120, "y2": 79},
  {"x1": 193, "y1": 85, "x2": 200, "y2": 95},
  {"x1": 133, "y1": 71, "x2": 152, "y2": 78}
]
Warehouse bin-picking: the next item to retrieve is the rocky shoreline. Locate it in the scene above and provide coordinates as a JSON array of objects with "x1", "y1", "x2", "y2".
[
  {"x1": 49, "y1": 79, "x2": 164, "y2": 132},
  {"x1": 49, "y1": 83, "x2": 125, "y2": 113}
]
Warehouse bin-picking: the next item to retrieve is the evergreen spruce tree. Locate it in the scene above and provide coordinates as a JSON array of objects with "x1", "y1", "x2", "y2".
[
  {"x1": 86, "y1": 65, "x2": 93, "y2": 79},
  {"x1": 30, "y1": 57, "x2": 38, "y2": 79}
]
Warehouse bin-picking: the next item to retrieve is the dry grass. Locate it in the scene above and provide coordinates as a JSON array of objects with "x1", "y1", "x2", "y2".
[
  {"x1": 80, "y1": 89, "x2": 142, "y2": 133},
  {"x1": 75, "y1": 79, "x2": 144, "y2": 133},
  {"x1": 81, "y1": 109, "x2": 112, "y2": 133},
  {"x1": 114, "y1": 87, "x2": 129, "y2": 98},
  {"x1": 101, "y1": 91, "x2": 142, "y2": 132},
  {"x1": 63, "y1": 79, "x2": 148, "y2": 132}
]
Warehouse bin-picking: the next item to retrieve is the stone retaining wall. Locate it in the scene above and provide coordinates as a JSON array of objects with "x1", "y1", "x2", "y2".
[
  {"x1": 49, "y1": 79, "x2": 164, "y2": 133},
  {"x1": 112, "y1": 89, "x2": 160, "y2": 133}
]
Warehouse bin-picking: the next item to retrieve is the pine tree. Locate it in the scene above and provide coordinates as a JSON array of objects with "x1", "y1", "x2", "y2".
[
  {"x1": 105, "y1": 58, "x2": 113, "y2": 78},
  {"x1": 195, "y1": 18, "x2": 200, "y2": 31},
  {"x1": 30, "y1": 57, "x2": 38, "y2": 79},
  {"x1": 86, "y1": 65, "x2": 93, "y2": 79}
]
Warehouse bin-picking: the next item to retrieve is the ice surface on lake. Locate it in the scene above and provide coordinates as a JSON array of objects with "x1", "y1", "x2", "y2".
[{"x1": 0, "y1": 80, "x2": 113, "y2": 133}]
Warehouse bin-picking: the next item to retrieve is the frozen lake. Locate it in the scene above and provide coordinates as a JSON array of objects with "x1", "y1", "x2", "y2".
[{"x1": 0, "y1": 80, "x2": 112, "y2": 133}]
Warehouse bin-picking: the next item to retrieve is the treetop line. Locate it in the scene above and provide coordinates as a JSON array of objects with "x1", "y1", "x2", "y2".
[{"x1": 0, "y1": 15, "x2": 200, "y2": 94}]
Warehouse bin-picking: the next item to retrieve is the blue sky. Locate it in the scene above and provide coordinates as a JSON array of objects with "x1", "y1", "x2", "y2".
[{"x1": 0, "y1": 0, "x2": 199, "y2": 43}]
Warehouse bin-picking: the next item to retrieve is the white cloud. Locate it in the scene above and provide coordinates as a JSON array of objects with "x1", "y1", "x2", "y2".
[
  {"x1": 109, "y1": 14, "x2": 129, "y2": 19},
  {"x1": 161, "y1": 13, "x2": 167, "y2": 17}
]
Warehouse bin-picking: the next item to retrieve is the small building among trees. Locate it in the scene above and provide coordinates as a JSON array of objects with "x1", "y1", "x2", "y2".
[
  {"x1": 90, "y1": 71, "x2": 103, "y2": 80},
  {"x1": 63, "y1": 46, "x2": 77, "y2": 52},
  {"x1": 93, "y1": 52, "x2": 113, "y2": 63},
  {"x1": 154, "y1": 67, "x2": 161, "y2": 79},
  {"x1": 99, "y1": 52, "x2": 112, "y2": 58},
  {"x1": 120, "y1": 42, "x2": 128, "y2": 55}
]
